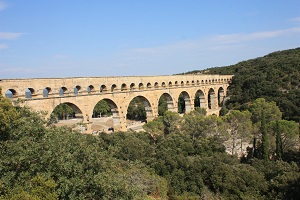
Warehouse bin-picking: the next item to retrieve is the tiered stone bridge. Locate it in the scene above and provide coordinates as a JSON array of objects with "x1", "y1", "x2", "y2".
[{"x1": 0, "y1": 74, "x2": 233, "y2": 132}]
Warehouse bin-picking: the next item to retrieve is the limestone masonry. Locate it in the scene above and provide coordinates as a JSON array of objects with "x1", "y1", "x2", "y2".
[{"x1": 0, "y1": 74, "x2": 233, "y2": 132}]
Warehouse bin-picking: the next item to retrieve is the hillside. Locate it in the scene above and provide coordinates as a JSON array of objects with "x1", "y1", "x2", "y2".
[{"x1": 185, "y1": 48, "x2": 300, "y2": 121}]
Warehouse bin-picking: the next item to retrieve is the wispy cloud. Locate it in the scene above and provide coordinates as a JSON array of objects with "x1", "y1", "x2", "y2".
[
  {"x1": 0, "y1": 43, "x2": 8, "y2": 49},
  {"x1": 0, "y1": 32, "x2": 25, "y2": 40},
  {"x1": 0, "y1": 1, "x2": 7, "y2": 11},
  {"x1": 290, "y1": 17, "x2": 300, "y2": 22}
]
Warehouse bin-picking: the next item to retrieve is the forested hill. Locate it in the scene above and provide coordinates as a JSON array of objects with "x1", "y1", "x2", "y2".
[{"x1": 185, "y1": 47, "x2": 300, "y2": 121}]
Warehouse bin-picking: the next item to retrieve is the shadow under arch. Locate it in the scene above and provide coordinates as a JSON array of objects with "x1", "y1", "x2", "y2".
[
  {"x1": 92, "y1": 98, "x2": 120, "y2": 128},
  {"x1": 208, "y1": 88, "x2": 217, "y2": 110},
  {"x1": 51, "y1": 102, "x2": 83, "y2": 121},
  {"x1": 158, "y1": 93, "x2": 174, "y2": 115},
  {"x1": 194, "y1": 89, "x2": 206, "y2": 109},
  {"x1": 126, "y1": 95, "x2": 153, "y2": 122},
  {"x1": 218, "y1": 87, "x2": 225, "y2": 106},
  {"x1": 178, "y1": 91, "x2": 191, "y2": 114}
]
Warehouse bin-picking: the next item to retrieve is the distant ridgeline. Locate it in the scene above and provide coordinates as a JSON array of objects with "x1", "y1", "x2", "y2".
[{"x1": 182, "y1": 47, "x2": 300, "y2": 121}]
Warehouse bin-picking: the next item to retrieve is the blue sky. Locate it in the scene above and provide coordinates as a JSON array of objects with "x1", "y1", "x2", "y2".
[{"x1": 0, "y1": 0, "x2": 300, "y2": 78}]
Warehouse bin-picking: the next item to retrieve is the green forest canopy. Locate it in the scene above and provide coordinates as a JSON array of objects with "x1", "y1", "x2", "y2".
[{"x1": 183, "y1": 47, "x2": 300, "y2": 122}]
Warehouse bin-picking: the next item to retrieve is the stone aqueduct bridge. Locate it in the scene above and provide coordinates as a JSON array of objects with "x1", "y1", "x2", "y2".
[{"x1": 0, "y1": 74, "x2": 233, "y2": 132}]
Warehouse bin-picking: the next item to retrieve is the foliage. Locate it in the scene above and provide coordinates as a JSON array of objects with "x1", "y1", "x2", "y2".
[
  {"x1": 92, "y1": 100, "x2": 111, "y2": 117},
  {"x1": 0, "y1": 91, "x2": 299, "y2": 200},
  {"x1": 126, "y1": 97, "x2": 146, "y2": 120},
  {"x1": 185, "y1": 47, "x2": 300, "y2": 121},
  {"x1": 52, "y1": 103, "x2": 74, "y2": 120},
  {"x1": 158, "y1": 95, "x2": 168, "y2": 116}
]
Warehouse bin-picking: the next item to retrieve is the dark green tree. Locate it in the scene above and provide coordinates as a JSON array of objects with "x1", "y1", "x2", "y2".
[
  {"x1": 158, "y1": 95, "x2": 168, "y2": 116},
  {"x1": 261, "y1": 109, "x2": 269, "y2": 160},
  {"x1": 52, "y1": 103, "x2": 74, "y2": 120},
  {"x1": 275, "y1": 120, "x2": 283, "y2": 160},
  {"x1": 93, "y1": 100, "x2": 111, "y2": 117}
]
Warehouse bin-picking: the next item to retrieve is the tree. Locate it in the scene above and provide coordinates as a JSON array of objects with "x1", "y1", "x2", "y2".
[
  {"x1": 223, "y1": 110, "x2": 253, "y2": 155},
  {"x1": 163, "y1": 111, "x2": 181, "y2": 135},
  {"x1": 177, "y1": 94, "x2": 185, "y2": 113},
  {"x1": 126, "y1": 97, "x2": 146, "y2": 120},
  {"x1": 249, "y1": 98, "x2": 282, "y2": 124},
  {"x1": 158, "y1": 96, "x2": 168, "y2": 116},
  {"x1": 275, "y1": 121, "x2": 283, "y2": 160},
  {"x1": 93, "y1": 100, "x2": 111, "y2": 117},
  {"x1": 261, "y1": 109, "x2": 269, "y2": 160},
  {"x1": 52, "y1": 103, "x2": 74, "y2": 120}
]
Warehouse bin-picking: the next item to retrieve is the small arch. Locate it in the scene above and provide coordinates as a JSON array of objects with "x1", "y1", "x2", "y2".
[
  {"x1": 139, "y1": 83, "x2": 144, "y2": 90},
  {"x1": 111, "y1": 84, "x2": 117, "y2": 92},
  {"x1": 146, "y1": 82, "x2": 152, "y2": 89},
  {"x1": 100, "y1": 85, "x2": 107, "y2": 93},
  {"x1": 186, "y1": 81, "x2": 190, "y2": 86},
  {"x1": 87, "y1": 85, "x2": 95, "y2": 93},
  {"x1": 162, "y1": 82, "x2": 166, "y2": 88},
  {"x1": 154, "y1": 82, "x2": 159, "y2": 88},
  {"x1": 43, "y1": 87, "x2": 51, "y2": 97},
  {"x1": 196, "y1": 80, "x2": 200, "y2": 85},
  {"x1": 168, "y1": 81, "x2": 172, "y2": 87},
  {"x1": 201, "y1": 80, "x2": 204, "y2": 84},
  {"x1": 130, "y1": 83, "x2": 136, "y2": 90},
  {"x1": 191, "y1": 80, "x2": 195, "y2": 85},
  {"x1": 205, "y1": 80, "x2": 208, "y2": 84},
  {"x1": 74, "y1": 85, "x2": 81, "y2": 95},
  {"x1": 5, "y1": 89, "x2": 17, "y2": 99},
  {"x1": 175, "y1": 81, "x2": 179, "y2": 86},
  {"x1": 121, "y1": 83, "x2": 128, "y2": 91},
  {"x1": 181, "y1": 81, "x2": 184, "y2": 86},
  {"x1": 25, "y1": 88, "x2": 35, "y2": 99},
  {"x1": 59, "y1": 87, "x2": 67, "y2": 97}
]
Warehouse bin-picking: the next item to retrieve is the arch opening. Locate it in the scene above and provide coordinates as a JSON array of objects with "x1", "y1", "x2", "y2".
[
  {"x1": 218, "y1": 87, "x2": 225, "y2": 107},
  {"x1": 87, "y1": 85, "x2": 95, "y2": 93},
  {"x1": 59, "y1": 87, "x2": 67, "y2": 97},
  {"x1": 51, "y1": 102, "x2": 83, "y2": 122},
  {"x1": 74, "y1": 85, "x2": 81, "y2": 95},
  {"x1": 208, "y1": 88, "x2": 216, "y2": 110},
  {"x1": 158, "y1": 93, "x2": 174, "y2": 116},
  {"x1": 178, "y1": 91, "x2": 191, "y2": 114},
  {"x1": 25, "y1": 88, "x2": 35, "y2": 99},
  {"x1": 194, "y1": 90, "x2": 206, "y2": 109},
  {"x1": 121, "y1": 83, "x2": 128, "y2": 91},
  {"x1": 43, "y1": 87, "x2": 51, "y2": 97},
  {"x1": 146, "y1": 82, "x2": 152, "y2": 89},
  {"x1": 100, "y1": 85, "x2": 107, "y2": 93},
  {"x1": 126, "y1": 96, "x2": 152, "y2": 122},
  {"x1": 168, "y1": 81, "x2": 172, "y2": 87},
  {"x1": 154, "y1": 82, "x2": 159, "y2": 88},
  {"x1": 5, "y1": 89, "x2": 17, "y2": 99},
  {"x1": 111, "y1": 84, "x2": 117, "y2": 92},
  {"x1": 139, "y1": 83, "x2": 144, "y2": 90},
  {"x1": 92, "y1": 99, "x2": 120, "y2": 132},
  {"x1": 130, "y1": 83, "x2": 136, "y2": 90}
]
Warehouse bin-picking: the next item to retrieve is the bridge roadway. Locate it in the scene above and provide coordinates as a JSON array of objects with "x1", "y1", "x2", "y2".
[{"x1": 0, "y1": 74, "x2": 233, "y2": 132}]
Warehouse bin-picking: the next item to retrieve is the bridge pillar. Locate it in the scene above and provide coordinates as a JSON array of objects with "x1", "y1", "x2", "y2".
[{"x1": 167, "y1": 100, "x2": 175, "y2": 112}]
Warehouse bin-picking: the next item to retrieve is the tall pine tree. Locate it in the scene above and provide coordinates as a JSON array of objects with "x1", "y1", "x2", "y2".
[
  {"x1": 261, "y1": 109, "x2": 269, "y2": 160},
  {"x1": 275, "y1": 120, "x2": 283, "y2": 160}
]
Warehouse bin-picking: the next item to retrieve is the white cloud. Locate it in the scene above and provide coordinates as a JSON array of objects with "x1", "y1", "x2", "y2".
[
  {"x1": 0, "y1": 32, "x2": 25, "y2": 40},
  {"x1": 0, "y1": 1, "x2": 7, "y2": 11}
]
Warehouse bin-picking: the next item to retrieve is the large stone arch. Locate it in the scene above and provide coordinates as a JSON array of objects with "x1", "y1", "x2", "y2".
[
  {"x1": 92, "y1": 98, "x2": 121, "y2": 129},
  {"x1": 208, "y1": 88, "x2": 217, "y2": 110},
  {"x1": 218, "y1": 87, "x2": 225, "y2": 106},
  {"x1": 51, "y1": 102, "x2": 83, "y2": 120},
  {"x1": 178, "y1": 91, "x2": 192, "y2": 113},
  {"x1": 158, "y1": 93, "x2": 175, "y2": 114},
  {"x1": 194, "y1": 89, "x2": 206, "y2": 109},
  {"x1": 126, "y1": 95, "x2": 153, "y2": 121}
]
